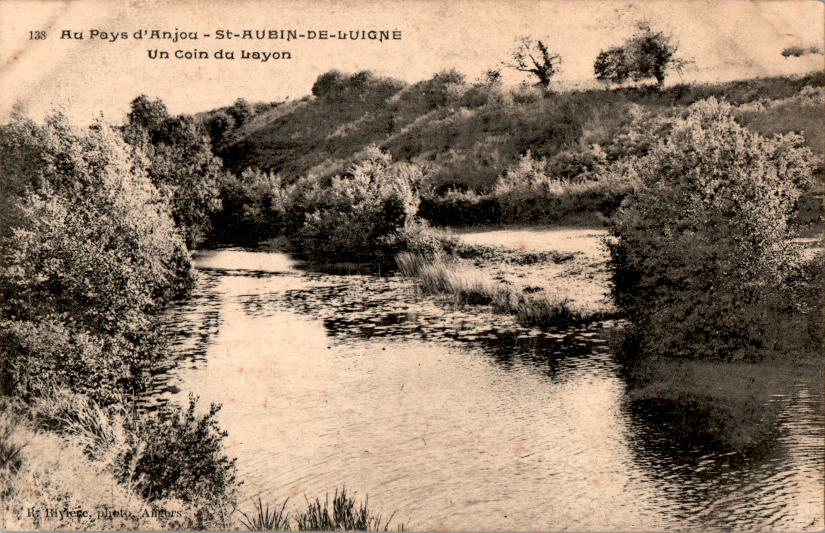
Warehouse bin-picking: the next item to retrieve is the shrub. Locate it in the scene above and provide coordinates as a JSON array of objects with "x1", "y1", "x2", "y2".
[
  {"x1": 491, "y1": 152, "x2": 637, "y2": 223},
  {"x1": 0, "y1": 113, "x2": 192, "y2": 401},
  {"x1": 116, "y1": 395, "x2": 237, "y2": 505},
  {"x1": 0, "y1": 318, "x2": 164, "y2": 404},
  {"x1": 607, "y1": 98, "x2": 815, "y2": 360},
  {"x1": 312, "y1": 70, "x2": 406, "y2": 104},
  {"x1": 293, "y1": 148, "x2": 422, "y2": 261},
  {"x1": 0, "y1": 114, "x2": 194, "y2": 323},
  {"x1": 209, "y1": 169, "x2": 288, "y2": 246},
  {"x1": 781, "y1": 46, "x2": 806, "y2": 58},
  {"x1": 418, "y1": 189, "x2": 500, "y2": 226}
]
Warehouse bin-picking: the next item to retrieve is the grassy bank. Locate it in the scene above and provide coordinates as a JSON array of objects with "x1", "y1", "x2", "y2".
[
  {"x1": 0, "y1": 399, "x2": 204, "y2": 531},
  {"x1": 396, "y1": 250, "x2": 613, "y2": 329},
  {"x1": 0, "y1": 392, "x2": 405, "y2": 531}
]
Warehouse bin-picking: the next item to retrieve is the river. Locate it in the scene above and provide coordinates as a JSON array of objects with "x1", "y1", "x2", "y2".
[{"x1": 151, "y1": 246, "x2": 823, "y2": 531}]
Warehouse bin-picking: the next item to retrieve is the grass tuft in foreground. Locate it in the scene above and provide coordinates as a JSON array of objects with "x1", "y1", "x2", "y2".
[
  {"x1": 240, "y1": 497, "x2": 291, "y2": 531},
  {"x1": 239, "y1": 487, "x2": 403, "y2": 531}
]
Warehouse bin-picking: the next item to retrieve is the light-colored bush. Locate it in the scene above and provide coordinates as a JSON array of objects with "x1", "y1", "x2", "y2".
[{"x1": 608, "y1": 98, "x2": 815, "y2": 360}]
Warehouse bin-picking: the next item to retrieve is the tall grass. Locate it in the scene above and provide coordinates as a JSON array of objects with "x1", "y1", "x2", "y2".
[
  {"x1": 33, "y1": 388, "x2": 128, "y2": 460},
  {"x1": 295, "y1": 488, "x2": 399, "y2": 532},
  {"x1": 397, "y1": 252, "x2": 592, "y2": 328},
  {"x1": 239, "y1": 487, "x2": 402, "y2": 531},
  {"x1": 239, "y1": 497, "x2": 291, "y2": 531},
  {"x1": 0, "y1": 409, "x2": 27, "y2": 474}
]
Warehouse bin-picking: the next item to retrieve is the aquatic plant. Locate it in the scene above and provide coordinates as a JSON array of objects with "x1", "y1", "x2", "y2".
[
  {"x1": 397, "y1": 252, "x2": 592, "y2": 328},
  {"x1": 239, "y1": 497, "x2": 291, "y2": 531},
  {"x1": 294, "y1": 487, "x2": 400, "y2": 531}
]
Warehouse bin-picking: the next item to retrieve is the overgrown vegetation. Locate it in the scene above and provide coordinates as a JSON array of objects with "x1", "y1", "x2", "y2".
[
  {"x1": 607, "y1": 98, "x2": 815, "y2": 361},
  {"x1": 396, "y1": 251, "x2": 598, "y2": 328},
  {"x1": 0, "y1": 111, "x2": 239, "y2": 527},
  {"x1": 0, "y1": 28, "x2": 822, "y2": 528}
]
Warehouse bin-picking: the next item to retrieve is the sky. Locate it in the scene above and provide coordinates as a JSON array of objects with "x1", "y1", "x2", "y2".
[{"x1": 0, "y1": 0, "x2": 823, "y2": 124}]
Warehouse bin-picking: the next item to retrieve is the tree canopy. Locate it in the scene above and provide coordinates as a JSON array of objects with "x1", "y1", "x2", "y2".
[{"x1": 594, "y1": 22, "x2": 687, "y2": 88}]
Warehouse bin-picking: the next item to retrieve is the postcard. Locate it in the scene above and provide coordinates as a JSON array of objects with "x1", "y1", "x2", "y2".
[{"x1": 0, "y1": 1, "x2": 822, "y2": 531}]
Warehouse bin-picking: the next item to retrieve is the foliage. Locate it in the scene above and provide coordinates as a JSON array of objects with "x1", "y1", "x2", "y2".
[
  {"x1": 781, "y1": 45, "x2": 821, "y2": 58},
  {"x1": 504, "y1": 36, "x2": 562, "y2": 90},
  {"x1": 116, "y1": 395, "x2": 237, "y2": 505},
  {"x1": 491, "y1": 152, "x2": 636, "y2": 223},
  {"x1": 293, "y1": 147, "x2": 423, "y2": 262},
  {"x1": 311, "y1": 70, "x2": 406, "y2": 104},
  {"x1": 0, "y1": 112, "x2": 192, "y2": 402},
  {"x1": 204, "y1": 110, "x2": 236, "y2": 146},
  {"x1": 594, "y1": 22, "x2": 687, "y2": 88},
  {"x1": 209, "y1": 169, "x2": 288, "y2": 246},
  {"x1": 607, "y1": 98, "x2": 815, "y2": 360},
  {"x1": 0, "y1": 318, "x2": 165, "y2": 404},
  {"x1": 227, "y1": 98, "x2": 254, "y2": 128},
  {"x1": 123, "y1": 95, "x2": 225, "y2": 247}
]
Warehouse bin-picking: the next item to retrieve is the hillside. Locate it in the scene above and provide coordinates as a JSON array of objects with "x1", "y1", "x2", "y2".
[{"x1": 210, "y1": 70, "x2": 825, "y2": 193}]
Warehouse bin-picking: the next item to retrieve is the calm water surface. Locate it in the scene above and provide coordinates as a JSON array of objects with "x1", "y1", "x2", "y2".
[{"x1": 153, "y1": 248, "x2": 823, "y2": 532}]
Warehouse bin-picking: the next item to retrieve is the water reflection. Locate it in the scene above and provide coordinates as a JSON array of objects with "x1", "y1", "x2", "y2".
[{"x1": 151, "y1": 250, "x2": 823, "y2": 531}]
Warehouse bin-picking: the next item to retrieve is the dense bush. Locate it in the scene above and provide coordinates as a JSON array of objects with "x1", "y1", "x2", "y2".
[
  {"x1": 209, "y1": 169, "x2": 288, "y2": 246},
  {"x1": 116, "y1": 395, "x2": 237, "y2": 505},
  {"x1": 492, "y1": 152, "x2": 636, "y2": 223},
  {"x1": 311, "y1": 70, "x2": 406, "y2": 104},
  {"x1": 607, "y1": 98, "x2": 814, "y2": 360},
  {"x1": 0, "y1": 112, "x2": 193, "y2": 402},
  {"x1": 418, "y1": 189, "x2": 500, "y2": 226},
  {"x1": 0, "y1": 319, "x2": 164, "y2": 404},
  {"x1": 123, "y1": 96, "x2": 225, "y2": 247},
  {"x1": 292, "y1": 147, "x2": 423, "y2": 262}
]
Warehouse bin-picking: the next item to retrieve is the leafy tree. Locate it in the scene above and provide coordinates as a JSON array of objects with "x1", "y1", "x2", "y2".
[
  {"x1": 607, "y1": 98, "x2": 814, "y2": 360},
  {"x1": 125, "y1": 94, "x2": 169, "y2": 135},
  {"x1": 123, "y1": 96, "x2": 224, "y2": 247},
  {"x1": 204, "y1": 110, "x2": 236, "y2": 146},
  {"x1": 227, "y1": 98, "x2": 254, "y2": 128},
  {"x1": 594, "y1": 22, "x2": 687, "y2": 88},
  {"x1": 504, "y1": 36, "x2": 562, "y2": 90},
  {"x1": 0, "y1": 112, "x2": 193, "y2": 401}
]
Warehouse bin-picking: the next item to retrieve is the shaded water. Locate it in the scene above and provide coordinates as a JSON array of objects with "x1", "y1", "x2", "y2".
[{"x1": 154, "y1": 249, "x2": 823, "y2": 531}]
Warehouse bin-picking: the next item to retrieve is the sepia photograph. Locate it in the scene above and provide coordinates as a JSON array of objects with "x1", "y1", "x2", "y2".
[{"x1": 0, "y1": 0, "x2": 823, "y2": 530}]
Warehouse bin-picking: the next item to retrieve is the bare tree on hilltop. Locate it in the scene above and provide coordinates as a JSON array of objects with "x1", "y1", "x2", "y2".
[{"x1": 504, "y1": 36, "x2": 562, "y2": 91}]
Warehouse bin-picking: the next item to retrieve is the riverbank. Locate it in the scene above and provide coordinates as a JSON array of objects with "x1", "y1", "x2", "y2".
[
  {"x1": 396, "y1": 225, "x2": 616, "y2": 329},
  {"x1": 416, "y1": 225, "x2": 823, "y2": 453},
  {"x1": 0, "y1": 399, "x2": 193, "y2": 531}
]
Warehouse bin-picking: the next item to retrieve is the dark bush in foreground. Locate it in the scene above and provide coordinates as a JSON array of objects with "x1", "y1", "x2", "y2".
[
  {"x1": 116, "y1": 395, "x2": 237, "y2": 505},
  {"x1": 608, "y1": 98, "x2": 814, "y2": 360}
]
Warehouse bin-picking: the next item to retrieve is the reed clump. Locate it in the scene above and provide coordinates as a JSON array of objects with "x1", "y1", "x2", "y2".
[
  {"x1": 397, "y1": 252, "x2": 593, "y2": 328},
  {"x1": 239, "y1": 487, "x2": 403, "y2": 531}
]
